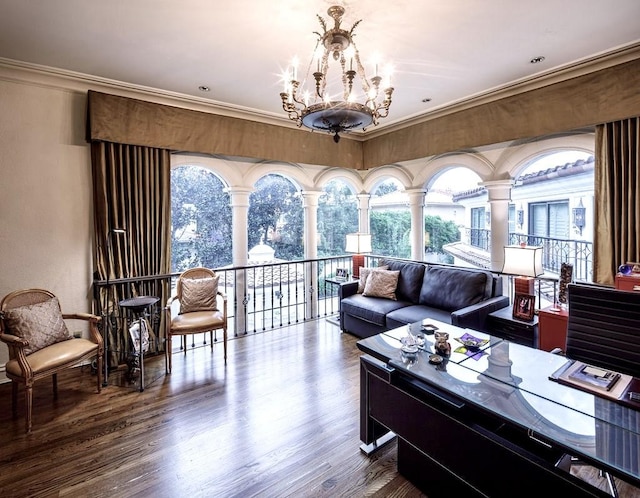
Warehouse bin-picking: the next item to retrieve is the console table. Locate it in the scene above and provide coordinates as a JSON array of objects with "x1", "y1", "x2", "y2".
[{"x1": 357, "y1": 320, "x2": 640, "y2": 497}]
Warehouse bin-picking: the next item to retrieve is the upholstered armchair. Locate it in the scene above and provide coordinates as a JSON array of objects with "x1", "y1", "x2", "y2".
[
  {"x1": 165, "y1": 267, "x2": 228, "y2": 373},
  {"x1": 0, "y1": 289, "x2": 103, "y2": 433}
]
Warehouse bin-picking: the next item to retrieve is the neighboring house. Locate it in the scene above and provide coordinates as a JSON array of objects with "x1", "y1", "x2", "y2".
[
  {"x1": 370, "y1": 189, "x2": 465, "y2": 226},
  {"x1": 446, "y1": 156, "x2": 595, "y2": 279}
]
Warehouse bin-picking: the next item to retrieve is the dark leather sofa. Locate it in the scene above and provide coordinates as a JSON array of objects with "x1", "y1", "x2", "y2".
[{"x1": 338, "y1": 258, "x2": 509, "y2": 338}]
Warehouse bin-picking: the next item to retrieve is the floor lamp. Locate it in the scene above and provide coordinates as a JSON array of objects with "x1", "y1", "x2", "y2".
[
  {"x1": 501, "y1": 244, "x2": 543, "y2": 298},
  {"x1": 103, "y1": 227, "x2": 126, "y2": 387},
  {"x1": 345, "y1": 233, "x2": 372, "y2": 279}
]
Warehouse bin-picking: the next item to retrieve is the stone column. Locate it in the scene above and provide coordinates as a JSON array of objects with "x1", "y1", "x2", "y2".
[
  {"x1": 406, "y1": 189, "x2": 427, "y2": 261},
  {"x1": 480, "y1": 180, "x2": 514, "y2": 272},
  {"x1": 301, "y1": 190, "x2": 322, "y2": 319},
  {"x1": 357, "y1": 194, "x2": 371, "y2": 233},
  {"x1": 226, "y1": 187, "x2": 253, "y2": 336}
]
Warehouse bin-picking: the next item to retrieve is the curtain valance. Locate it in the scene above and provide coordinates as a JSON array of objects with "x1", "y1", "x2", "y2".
[{"x1": 86, "y1": 90, "x2": 364, "y2": 169}]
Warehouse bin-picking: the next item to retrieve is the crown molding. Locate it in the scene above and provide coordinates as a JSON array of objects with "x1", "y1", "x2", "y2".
[
  {"x1": 1, "y1": 40, "x2": 639, "y2": 142},
  {"x1": 365, "y1": 42, "x2": 640, "y2": 139}
]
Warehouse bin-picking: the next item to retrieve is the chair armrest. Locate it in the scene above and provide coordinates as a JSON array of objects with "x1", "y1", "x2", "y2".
[
  {"x1": 63, "y1": 312, "x2": 103, "y2": 347},
  {"x1": 0, "y1": 332, "x2": 29, "y2": 348},
  {"x1": 165, "y1": 295, "x2": 178, "y2": 308},
  {"x1": 0, "y1": 332, "x2": 31, "y2": 374},
  {"x1": 217, "y1": 291, "x2": 228, "y2": 320},
  {"x1": 451, "y1": 295, "x2": 510, "y2": 332},
  {"x1": 62, "y1": 312, "x2": 101, "y2": 323}
]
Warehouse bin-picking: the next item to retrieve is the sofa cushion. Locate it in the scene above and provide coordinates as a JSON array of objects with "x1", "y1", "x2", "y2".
[
  {"x1": 341, "y1": 294, "x2": 408, "y2": 327},
  {"x1": 419, "y1": 266, "x2": 493, "y2": 312},
  {"x1": 380, "y1": 259, "x2": 426, "y2": 304},
  {"x1": 363, "y1": 269, "x2": 400, "y2": 300},
  {"x1": 357, "y1": 265, "x2": 389, "y2": 293},
  {"x1": 386, "y1": 305, "x2": 453, "y2": 329},
  {"x1": 1, "y1": 297, "x2": 72, "y2": 355}
]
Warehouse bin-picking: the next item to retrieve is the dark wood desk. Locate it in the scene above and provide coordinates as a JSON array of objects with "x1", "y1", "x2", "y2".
[{"x1": 357, "y1": 321, "x2": 640, "y2": 497}]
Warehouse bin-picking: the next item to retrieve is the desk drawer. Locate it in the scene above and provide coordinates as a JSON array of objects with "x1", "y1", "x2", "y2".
[{"x1": 488, "y1": 315, "x2": 537, "y2": 347}]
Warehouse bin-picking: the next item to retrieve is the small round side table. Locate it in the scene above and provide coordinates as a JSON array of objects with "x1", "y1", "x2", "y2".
[{"x1": 118, "y1": 296, "x2": 159, "y2": 392}]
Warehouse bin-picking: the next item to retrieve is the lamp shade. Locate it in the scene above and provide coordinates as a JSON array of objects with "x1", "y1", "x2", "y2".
[
  {"x1": 345, "y1": 233, "x2": 372, "y2": 254},
  {"x1": 502, "y1": 245, "x2": 543, "y2": 277}
]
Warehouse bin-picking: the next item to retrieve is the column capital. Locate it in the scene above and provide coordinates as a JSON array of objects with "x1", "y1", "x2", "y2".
[
  {"x1": 357, "y1": 193, "x2": 371, "y2": 208},
  {"x1": 224, "y1": 186, "x2": 254, "y2": 207},
  {"x1": 300, "y1": 190, "x2": 323, "y2": 208},
  {"x1": 405, "y1": 188, "x2": 428, "y2": 205},
  {"x1": 479, "y1": 180, "x2": 514, "y2": 202}
]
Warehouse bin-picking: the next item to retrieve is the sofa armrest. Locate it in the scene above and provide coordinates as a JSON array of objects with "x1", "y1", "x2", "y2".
[
  {"x1": 338, "y1": 280, "x2": 359, "y2": 300},
  {"x1": 451, "y1": 295, "x2": 510, "y2": 332}
]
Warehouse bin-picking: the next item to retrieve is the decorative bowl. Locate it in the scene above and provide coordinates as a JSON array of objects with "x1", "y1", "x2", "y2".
[
  {"x1": 461, "y1": 338, "x2": 482, "y2": 350},
  {"x1": 619, "y1": 264, "x2": 632, "y2": 275},
  {"x1": 428, "y1": 354, "x2": 443, "y2": 364}
]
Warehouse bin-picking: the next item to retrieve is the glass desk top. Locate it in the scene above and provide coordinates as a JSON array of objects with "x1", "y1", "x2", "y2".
[{"x1": 357, "y1": 320, "x2": 640, "y2": 487}]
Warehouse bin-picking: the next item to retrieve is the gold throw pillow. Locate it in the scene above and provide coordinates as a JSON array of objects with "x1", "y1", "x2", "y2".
[
  {"x1": 180, "y1": 276, "x2": 219, "y2": 313},
  {"x1": 1, "y1": 297, "x2": 72, "y2": 355}
]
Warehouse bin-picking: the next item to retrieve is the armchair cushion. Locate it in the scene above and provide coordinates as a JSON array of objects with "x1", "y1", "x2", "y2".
[
  {"x1": 5, "y1": 338, "x2": 98, "y2": 376},
  {"x1": 1, "y1": 297, "x2": 71, "y2": 355},
  {"x1": 180, "y1": 276, "x2": 219, "y2": 314}
]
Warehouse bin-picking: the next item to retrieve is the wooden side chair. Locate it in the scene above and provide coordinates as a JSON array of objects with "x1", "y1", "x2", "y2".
[
  {"x1": 165, "y1": 267, "x2": 228, "y2": 373},
  {"x1": 0, "y1": 289, "x2": 103, "y2": 432}
]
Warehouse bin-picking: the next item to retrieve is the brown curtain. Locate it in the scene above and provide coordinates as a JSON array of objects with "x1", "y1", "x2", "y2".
[
  {"x1": 594, "y1": 117, "x2": 640, "y2": 285},
  {"x1": 92, "y1": 141, "x2": 172, "y2": 364}
]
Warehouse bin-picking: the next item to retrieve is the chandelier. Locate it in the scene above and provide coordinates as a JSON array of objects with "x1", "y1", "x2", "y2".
[{"x1": 280, "y1": 5, "x2": 394, "y2": 143}]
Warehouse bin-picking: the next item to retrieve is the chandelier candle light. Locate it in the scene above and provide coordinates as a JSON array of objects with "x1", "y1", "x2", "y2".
[{"x1": 280, "y1": 5, "x2": 394, "y2": 143}]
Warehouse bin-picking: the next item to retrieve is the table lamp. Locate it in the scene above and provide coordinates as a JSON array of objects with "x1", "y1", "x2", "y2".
[
  {"x1": 501, "y1": 245, "x2": 543, "y2": 296},
  {"x1": 345, "y1": 233, "x2": 372, "y2": 279}
]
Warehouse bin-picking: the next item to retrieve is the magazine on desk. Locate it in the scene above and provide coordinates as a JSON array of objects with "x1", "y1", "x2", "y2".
[{"x1": 549, "y1": 360, "x2": 633, "y2": 400}]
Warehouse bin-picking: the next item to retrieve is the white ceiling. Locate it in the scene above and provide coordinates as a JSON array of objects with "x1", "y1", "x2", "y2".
[{"x1": 1, "y1": 0, "x2": 639, "y2": 134}]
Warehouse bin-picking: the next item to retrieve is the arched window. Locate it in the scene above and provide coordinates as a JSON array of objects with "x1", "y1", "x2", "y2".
[
  {"x1": 170, "y1": 165, "x2": 232, "y2": 272},
  {"x1": 318, "y1": 179, "x2": 358, "y2": 256}
]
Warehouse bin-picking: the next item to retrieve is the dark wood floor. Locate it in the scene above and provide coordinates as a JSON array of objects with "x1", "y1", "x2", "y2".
[{"x1": 0, "y1": 320, "x2": 637, "y2": 497}]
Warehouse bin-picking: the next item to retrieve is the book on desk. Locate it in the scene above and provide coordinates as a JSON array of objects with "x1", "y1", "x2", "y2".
[{"x1": 550, "y1": 359, "x2": 633, "y2": 401}]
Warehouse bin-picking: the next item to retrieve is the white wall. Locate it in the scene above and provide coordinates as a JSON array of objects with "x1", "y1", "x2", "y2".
[{"x1": 0, "y1": 79, "x2": 94, "y2": 377}]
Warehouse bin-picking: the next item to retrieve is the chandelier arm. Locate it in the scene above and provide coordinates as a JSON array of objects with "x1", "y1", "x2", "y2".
[
  {"x1": 318, "y1": 52, "x2": 330, "y2": 99},
  {"x1": 352, "y1": 46, "x2": 371, "y2": 94}
]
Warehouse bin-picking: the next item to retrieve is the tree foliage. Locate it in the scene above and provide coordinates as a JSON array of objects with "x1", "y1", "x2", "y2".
[
  {"x1": 374, "y1": 179, "x2": 400, "y2": 197},
  {"x1": 425, "y1": 214, "x2": 461, "y2": 252},
  {"x1": 248, "y1": 174, "x2": 303, "y2": 260},
  {"x1": 371, "y1": 211, "x2": 412, "y2": 258},
  {"x1": 370, "y1": 211, "x2": 460, "y2": 259},
  {"x1": 318, "y1": 179, "x2": 358, "y2": 256},
  {"x1": 170, "y1": 166, "x2": 232, "y2": 271}
]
